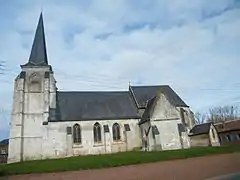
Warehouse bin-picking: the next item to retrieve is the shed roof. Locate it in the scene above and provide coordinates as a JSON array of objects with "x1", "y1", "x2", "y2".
[{"x1": 189, "y1": 123, "x2": 212, "y2": 136}]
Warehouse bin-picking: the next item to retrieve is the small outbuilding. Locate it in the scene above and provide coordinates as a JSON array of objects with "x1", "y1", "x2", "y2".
[{"x1": 189, "y1": 123, "x2": 220, "y2": 147}]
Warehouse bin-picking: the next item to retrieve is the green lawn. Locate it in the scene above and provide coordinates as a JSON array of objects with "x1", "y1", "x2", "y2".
[{"x1": 1, "y1": 145, "x2": 240, "y2": 176}]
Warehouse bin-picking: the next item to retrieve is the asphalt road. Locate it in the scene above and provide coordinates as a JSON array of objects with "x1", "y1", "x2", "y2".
[{"x1": 207, "y1": 172, "x2": 240, "y2": 180}]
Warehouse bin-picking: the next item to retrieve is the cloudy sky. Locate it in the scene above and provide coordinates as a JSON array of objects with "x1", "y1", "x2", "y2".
[{"x1": 0, "y1": 0, "x2": 240, "y2": 140}]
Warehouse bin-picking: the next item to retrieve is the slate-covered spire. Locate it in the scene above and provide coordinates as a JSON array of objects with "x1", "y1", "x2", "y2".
[{"x1": 28, "y1": 12, "x2": 48, "y2": 66}]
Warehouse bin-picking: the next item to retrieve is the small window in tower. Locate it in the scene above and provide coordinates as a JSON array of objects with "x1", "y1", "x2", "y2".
[{"x1": 44, "y1": 72, "x2": 50, "y2": 78}]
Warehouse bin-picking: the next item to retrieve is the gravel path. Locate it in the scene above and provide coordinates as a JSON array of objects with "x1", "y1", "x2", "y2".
[{"x1": 2, "y1": 153, "x2": 240, "y2": 180}]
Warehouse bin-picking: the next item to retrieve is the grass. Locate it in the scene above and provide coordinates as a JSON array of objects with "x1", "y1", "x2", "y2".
[{"x1": 0, "y1": 145, "x2": 240, "y2": 176}]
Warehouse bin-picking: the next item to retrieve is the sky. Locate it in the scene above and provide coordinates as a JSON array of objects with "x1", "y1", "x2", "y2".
[{"x1": 0, "y1": 0, "x2": 240, "y2": 140}]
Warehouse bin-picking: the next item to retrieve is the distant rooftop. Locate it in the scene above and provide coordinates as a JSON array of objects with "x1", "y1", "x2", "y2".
[{"x1": 0, "y1": 139, "x2": 8, "y2": 146}]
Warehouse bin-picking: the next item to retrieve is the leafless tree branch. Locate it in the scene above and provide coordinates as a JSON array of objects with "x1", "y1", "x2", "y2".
[
  {"x1": 194, "y1": 112, "x2": 208, "y2": 124},
  {"x1": 208, "y1": 105, "x2": 239, "y2": 123}
]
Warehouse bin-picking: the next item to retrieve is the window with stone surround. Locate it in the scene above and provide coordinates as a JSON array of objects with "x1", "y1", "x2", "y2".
[
  {"x1": 94, "y1": 122, "x2": 102, "y2": 143},
  {"x1": 113, "y1": 123, "x2": 121, "y2": 141},
  {"x1": 73, "y1": 124, "x2": 81, "y2": 144}
]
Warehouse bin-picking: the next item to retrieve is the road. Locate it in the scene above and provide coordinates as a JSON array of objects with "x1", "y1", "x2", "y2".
[{"x1": 2, "y1": 153, "x2": 240, "y2": 180}]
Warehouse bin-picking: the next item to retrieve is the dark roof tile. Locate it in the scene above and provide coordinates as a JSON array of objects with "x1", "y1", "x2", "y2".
[{"x1": 49, "y1": 91, "x2": 140, "y2": 121}]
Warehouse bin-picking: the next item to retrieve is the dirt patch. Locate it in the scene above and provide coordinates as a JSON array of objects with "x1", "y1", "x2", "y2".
[{"x1": 3, "y1": 153, "x2": 240, "y2": 180}]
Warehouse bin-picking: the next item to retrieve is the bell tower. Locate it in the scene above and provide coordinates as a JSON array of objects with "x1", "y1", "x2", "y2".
[{"x1": 8, "y1": 13, "x2": 57, "y2": 163}]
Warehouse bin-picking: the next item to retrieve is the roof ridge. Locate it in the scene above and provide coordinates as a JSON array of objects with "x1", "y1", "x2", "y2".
[
  {"x1": 130, "y1": 85, "x2": 170, "y2": 88},
  {"x1": 58, "y1": 91, "x2": 129, "y2": 93},
  {"x1": 214, "y1": 119, "x2": 240, "y2": 125}
]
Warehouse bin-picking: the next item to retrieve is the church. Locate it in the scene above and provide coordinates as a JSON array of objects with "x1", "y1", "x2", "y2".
[{"x1": 8, "y1": 13, "x2": 195, "y2": 163}]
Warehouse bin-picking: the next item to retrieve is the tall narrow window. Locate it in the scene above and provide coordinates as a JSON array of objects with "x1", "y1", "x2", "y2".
[
  {"x1": 73, "y1": 124, "x2": 81, "y2": 144},
  {"x1": 113, "y1": 123, "x2": 121, "y2": 141},
  {"x1": 211, "y1": 129, "x2": 215, "y2": 139},
  {"x1": 94, "y1": 122, "x2": 102, "y2": 143}
]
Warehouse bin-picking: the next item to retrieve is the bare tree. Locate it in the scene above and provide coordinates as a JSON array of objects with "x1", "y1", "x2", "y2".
[
  {"x1": 208, "y1": 105, "x2": 239, "y2": 123},
  {"x1": 194, "y1": 112, "x2": 208, "y2": 124},
  {"x1": 0, "y1": 60, "x2": 5, "y2": 75}
]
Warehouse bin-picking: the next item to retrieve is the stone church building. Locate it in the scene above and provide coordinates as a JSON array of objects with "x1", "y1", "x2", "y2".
[{"x1": 8, "y1": 14, "x2": 195, "y2": 163}]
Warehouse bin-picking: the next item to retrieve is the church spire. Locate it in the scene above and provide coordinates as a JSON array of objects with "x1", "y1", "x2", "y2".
[{"x1": 28, "y1": 12, "x2": 48, "y2": 66}]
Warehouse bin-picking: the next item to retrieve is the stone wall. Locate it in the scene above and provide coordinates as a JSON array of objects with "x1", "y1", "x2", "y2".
[
  {"x1": 190, "y1": 134, "x2": 210, "y2": 147},
  {"x1": 39, "y1": 119, "x2": 141, "y2": 159},
  {"x1": 139, "y1": 93, "x2": 191, "y2": 151},
  {"x1": 8, "y1": 66, "x2": 56, "y2": 163}
]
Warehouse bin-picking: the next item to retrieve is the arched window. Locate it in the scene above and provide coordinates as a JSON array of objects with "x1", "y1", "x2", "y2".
[
  {"x1": 113, "y1": 123, "x2": 121, "y2": 141},
  {"x1": 94, "y1": 122, "x2": 102, "y2": 143},
  {"x1": 73, "y1": 124, "x2": 81, "y2": 144}
]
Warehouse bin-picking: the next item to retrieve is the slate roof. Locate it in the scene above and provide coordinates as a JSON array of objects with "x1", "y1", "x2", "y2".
[
  {"x1": 130, "y1": 85, "x2": 188, "y2": 108},
  {"x1": 48, "y1": 85, "x2": 190, "y2": 122},
  {"x1": 24, "y1": 13, "x2": 48, "y2": 66},
  {"x1": 189, "y1": 123, "x2": 212, "y2": 136},
  {"x1": 0, "y1": 139, "x2": 9, "y2": 146},
  {"x1": 49, "y1": 91, "x2": 140, "y2": 121}
]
